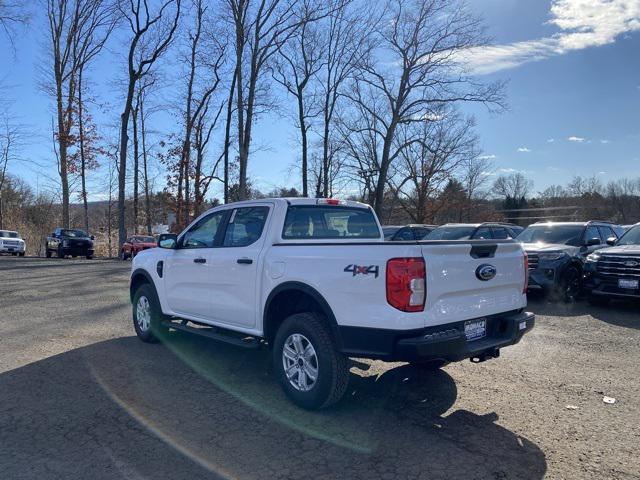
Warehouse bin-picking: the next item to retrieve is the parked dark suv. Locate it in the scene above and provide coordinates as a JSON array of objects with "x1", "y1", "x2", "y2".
[
  {"x1": 383, "y1": 224, "x2": 436, "y2": 241},
  {"x1": 518, "y1": 221, "x2": 622, "y2": 301},
  {"x1": 45, "y1": 228, "x2": 95, "y2": 259},
  {"x1": 583, "y1": 223, "x2": 640, "y2": 304},
  {"x1": 425, "y1": 222, "x2": 523, "y2": 241}
]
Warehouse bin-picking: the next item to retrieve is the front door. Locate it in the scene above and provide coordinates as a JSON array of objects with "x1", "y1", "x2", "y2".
[
  {"x1": 164, "y1": 210, "x2": 228, "y2": 320},
  {"x1": 208, "y1": 205, "x2": 271, "y2": 328}
]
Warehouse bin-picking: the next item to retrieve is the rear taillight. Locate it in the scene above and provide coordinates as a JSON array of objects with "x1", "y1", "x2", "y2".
[
  {"x1": 386, "y1": 258, "x2": 426, "y2": 312},
  {"x1": 523, "y1": 252, "x2": 529, "y2": 293}
]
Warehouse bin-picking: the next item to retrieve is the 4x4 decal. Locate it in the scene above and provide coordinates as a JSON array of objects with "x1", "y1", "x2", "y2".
[{"x1": 344, "y1": 264, "x2": 379, "y2": 278}]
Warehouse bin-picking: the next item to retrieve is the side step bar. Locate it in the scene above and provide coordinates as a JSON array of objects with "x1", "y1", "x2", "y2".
[{"x1": 162, "y1": 320, "x2": 261, "y2": 349}]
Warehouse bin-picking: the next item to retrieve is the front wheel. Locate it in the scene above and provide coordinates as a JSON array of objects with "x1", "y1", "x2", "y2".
[
  {"x1": 132, "y1": 284, "x2": 167, "y2": 343},
  {"x1": 86, "y1": 255, "x2": 93, "y2": 260},
  {"x1": 121, "y1": 250, "x2": 128, "y2": 261},
  {"x1": 57, "y1": 247, "x2": 65, "y2": 259},
  {"x1": 46, "y1": 250, "x2": 52, "y2": 258},
  {"x1": 557, "y1": 266, "x2": 581, "y2": 302},
  {"x1": 273, "y1": 312, "x2": 349, "y2": 410}
]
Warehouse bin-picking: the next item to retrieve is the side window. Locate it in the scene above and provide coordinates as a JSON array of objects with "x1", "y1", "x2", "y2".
[
  {"x1": 598, "y1": 226, "x2": 615, "y2": 240},
  {"x1": 491, "y1": 227, "x2": 510, "y2": 239},
  {"x1": 223, "y1": 207, "x2": 269, "y2": 247},
  {"x1": 473, "y1": 227, "x2": 493, "y2": 239},
  {"x1": 584, "y1": 226, "x2": 601, "y2": 244},
  {"x1": 394, "y1": 228, "x2": 415, "y2": 241},
  {"x1": 413, "y1": 228, "x2": 431, "y2": 240},
  {"x1": 181, "y1": 211, "x2": 226, "y2": 248}
]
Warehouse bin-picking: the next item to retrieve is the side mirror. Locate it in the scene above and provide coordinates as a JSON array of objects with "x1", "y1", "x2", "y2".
[
  {"x1": 90, "y1": 235, "x2": 95, "y2": 240},
  {"x1": 586, "y1": 237, "x2": 601, "y2": 247},
  {"x1": 158, "y1": 233, "x2": 178, "y2": 249},
  {"x1": 606, "y1": 236, "x2": 617, "y2": 246}
]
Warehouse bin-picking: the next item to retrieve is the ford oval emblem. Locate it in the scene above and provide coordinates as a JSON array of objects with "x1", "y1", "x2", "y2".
[
  {"x1": 476, "y1": 264, "x2": 497, "y2": 281},
  {"x1": 624, "y1": 260, "x2": 639, "y2": 268}
]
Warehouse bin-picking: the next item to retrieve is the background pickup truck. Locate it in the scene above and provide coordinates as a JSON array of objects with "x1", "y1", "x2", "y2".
[
  {"x1": 46, "y1": 228, "x2": 95, "y2": 259},
  {"x1": 130, "y1": 198, "x2": 533, "y2": 409}
]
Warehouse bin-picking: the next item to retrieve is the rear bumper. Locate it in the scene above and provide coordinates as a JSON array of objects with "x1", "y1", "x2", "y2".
[{"x1": 339, "y1": 310, "x2": 535, "y2": 362}]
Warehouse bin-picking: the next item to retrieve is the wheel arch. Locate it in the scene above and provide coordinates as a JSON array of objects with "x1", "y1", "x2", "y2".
[
  {"x1": 130, "y1": 268, "x2": 158, "y2": 303},
  {"x1": 263, "y1": 282, "x2": 341, "y2": 348}
]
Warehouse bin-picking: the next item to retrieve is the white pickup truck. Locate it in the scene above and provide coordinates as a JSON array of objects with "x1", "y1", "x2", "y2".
[{"x1": 130, "y1": 198, "x2": 533, "y2": 409}]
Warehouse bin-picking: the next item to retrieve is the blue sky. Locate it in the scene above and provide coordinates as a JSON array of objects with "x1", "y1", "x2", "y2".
[{"x1": 1, "y1": 0, "x2": 639, "y2": 201}]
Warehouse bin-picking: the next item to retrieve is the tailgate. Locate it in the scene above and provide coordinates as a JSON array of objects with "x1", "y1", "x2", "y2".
[{"x1": 420, "y1": 241, "x2": 527, "y2": 327}]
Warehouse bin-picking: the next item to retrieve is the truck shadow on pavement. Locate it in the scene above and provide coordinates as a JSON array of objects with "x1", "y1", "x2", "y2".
[
  {"x1": 527, "y1": 292, "x2": 640, "y2": 330},
  {"x1": 0, "y1": 334, "x2": 547, "y2": 480}
]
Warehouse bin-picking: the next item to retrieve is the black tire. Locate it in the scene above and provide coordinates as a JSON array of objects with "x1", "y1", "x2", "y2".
[
  {"x1": 45, "y1": 250, "x2": 52, "y2": 258},
  {"x1": 11, "y1": 252, "x2": 17, "y2": 256},
  {"x1": 18, "y1": 252, "x2": 25, "y2": 257},
  {"x1": 132, "y1": 283, "x2": 167, "y2": 343},
  {"x1": 121, "y1": 250, "x2": 128, "y2": 261},
  {"x1": 588, "y1": 294, "x2": 610, "y2": 306},
  {"x1": 556, "y1": 266, "x2": 581, "y2": 302},
  {"x1": 56, "y1": 246, "x2": 65, "y2": 259},
  {"x1": 273, "y1": 312, "x2": 349, "y2": 410},
  {"x1": 86, "y1": 255, "x2": 93, "y2": 260}
]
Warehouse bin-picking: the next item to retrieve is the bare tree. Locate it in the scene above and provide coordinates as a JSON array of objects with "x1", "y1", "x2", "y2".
[
  {"x1": 316, "y1": 0, "x2": 374, "y2": 197},
  {"x1": 272, "y1": 1, "x2": 324, "y2": 196},
  {"x1": 227, "y1": 0, "x2": 326, "y2": 200},
  {"x1": 389, "y1": 108, "x2": 478, "y2": 223},
  {"x1": 347, "y1": 0, "x2": 503, "y2": 216},
  {"x1": 493, "y1": 172, "x2": 532, "y2": 200},
  {"x1": 117, "y1": 0, "x2": 181, "y2": 248},
  {"x1": 45, "y1": 0, "x2": 115, "y2": 228},
  {"x1": 0, "y1": 110, "x2": 24, "y2": 229},
  {"x1": 174, "y1": 0, "x2": 224, "y2": 227},
  {"x1": 0, "y1": 0, "x2": 30, "y2": 48}
]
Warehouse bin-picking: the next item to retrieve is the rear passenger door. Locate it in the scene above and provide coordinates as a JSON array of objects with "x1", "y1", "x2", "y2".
[{"x1": 209, "y1": 204, "x2": 271, "y2": 329}]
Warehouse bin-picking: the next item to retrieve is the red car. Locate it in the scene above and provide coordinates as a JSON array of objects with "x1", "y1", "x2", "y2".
[{"x1": 121, "y1": 235, "x2": 157, "y2": 260}]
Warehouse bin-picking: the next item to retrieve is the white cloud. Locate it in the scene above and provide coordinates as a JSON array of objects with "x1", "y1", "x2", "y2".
[
  {"x1": 568, "y1": 136, "x2": 586, "y2": 142},
  {"x1": 460, "y1": 0, "x2": 640, "y2": 75},
  {"x1": 547, "y1": 138, "x2": 555, "y2": 143},
  {"x1": 600, "y1": 139, "x2": 611, "y2": 144},
  {"x1": 517, "y1": 147, "x2": 531, "y2": 152},
  {"x1": 598, "y1": 171, "x2": 607, "y2": 175},
  {"x1": 478, "y1": 154, "x2": 497, "y2": 160}
]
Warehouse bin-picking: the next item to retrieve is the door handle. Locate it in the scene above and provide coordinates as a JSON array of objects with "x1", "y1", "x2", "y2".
[
  {"x1": 237, "y1": 258, "x2": 253, "y2": 265},
  {"x1": 193, "y1": 257, "x2": 207, "y2": 264}
]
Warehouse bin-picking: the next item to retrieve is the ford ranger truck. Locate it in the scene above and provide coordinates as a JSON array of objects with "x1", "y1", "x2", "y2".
[{"x1": 129, "y1": 198, "x2": 534, "y2": 409}]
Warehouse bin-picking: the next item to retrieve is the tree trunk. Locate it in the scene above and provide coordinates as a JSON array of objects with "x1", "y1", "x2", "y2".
[
  {"x1": 132, "y1": 98, "x2": 140, "y2": 235},
  {"x1": 55, "y1": 69, "x2": 71, "y2": 228},
  {"x1": 296, "y1": 86, "x2": 308, "y2": 197},
  {"x1": 118, "y1": 79, "x2": 136, "y2": 248},
  {"x1": 140, "y1": 94, "x2": 152, "y2": 235},
  {"x1": 223, "y1": 69, "x2": 237, "y2": 204},
  {"x1": 78, "y1": 69, "x2": 89, "y2": 233}
]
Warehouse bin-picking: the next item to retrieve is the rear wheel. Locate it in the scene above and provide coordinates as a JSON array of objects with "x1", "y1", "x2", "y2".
[
  {"x1": 132, "y1": 283, "x2": 167, "y2": 343},
  {"x1": 273, "y1": 312, "x2": 349, "y2": 410},
  {"x1": 86, "y1": 255, "x2": 93, "y2": 260},
  {"x1": 121, "y1": 250, "x2": 128, "y2": 261}
]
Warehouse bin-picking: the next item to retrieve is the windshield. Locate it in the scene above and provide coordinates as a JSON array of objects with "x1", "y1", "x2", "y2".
[
  {"x1": 426, "y1": 226, "x2": 476, "y2": 240},
  {"x1": 61, "y1": 229, "x2": 89, "y2": 238},
  {"x1": 517, "y1": 225, "x2": 583, "y2": 246},
  {"x1": 616, "y1": 225, "x2": 640, "y2": 246},
  {"x1": 0, "y1": 231, "x2": 20, "y2": 238},
  {"x1": 134, "y1": 236, "x2": 155, "y2": 243}
]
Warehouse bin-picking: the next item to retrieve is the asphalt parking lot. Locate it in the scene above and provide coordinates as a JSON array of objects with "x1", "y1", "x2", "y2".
[{"x1": 1, "y1": 257, "x2": 638, "y2": 480}]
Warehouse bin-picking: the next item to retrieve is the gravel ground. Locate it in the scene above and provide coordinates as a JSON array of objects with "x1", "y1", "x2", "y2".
[{"x1": 0, "y1": 256, "x2": 638, "y2": 480}]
